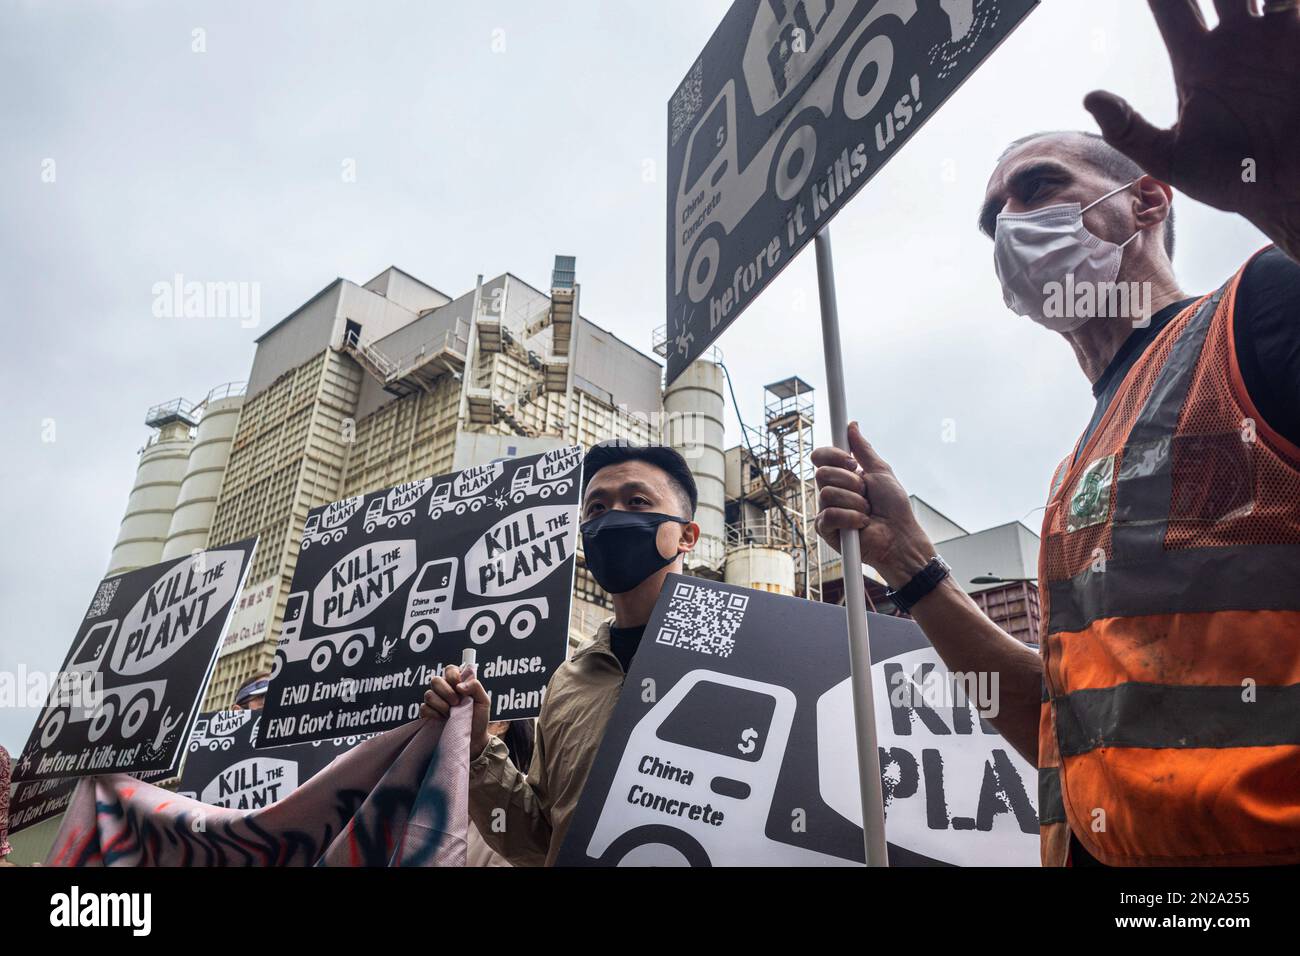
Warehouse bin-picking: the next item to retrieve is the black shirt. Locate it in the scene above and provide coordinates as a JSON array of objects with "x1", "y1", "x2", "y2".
[
  {"x1": 1073, "y1": 247, "x2": 1300, "y2": 464},
  {"x1": 1067, "y1": 247, "x2": 1300, "y2": 866},
  {"x1": 609, "y1": 624, "x2": 646, "y2": 674}
]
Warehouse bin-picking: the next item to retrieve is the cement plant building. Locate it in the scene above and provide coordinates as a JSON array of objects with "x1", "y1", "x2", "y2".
[{"x1": 108, "y1": 258, "x2": 667, "y2": 709}]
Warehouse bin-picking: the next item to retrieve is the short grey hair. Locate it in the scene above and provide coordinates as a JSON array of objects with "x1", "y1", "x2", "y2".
[{"x1": 999, "y1": 130, "x2": 1175, "y2": 260}]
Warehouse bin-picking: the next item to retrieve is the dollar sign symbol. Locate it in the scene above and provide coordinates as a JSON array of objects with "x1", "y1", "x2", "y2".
[{"x1": 738, "y1": 728, "x2": 758, "y2": 755}]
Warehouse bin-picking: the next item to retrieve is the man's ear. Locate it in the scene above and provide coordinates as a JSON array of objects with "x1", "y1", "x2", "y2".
[
  {"x1": 678, "y1": 520, "x2": 700, "y2": 553},
  {"x1": 1134, "y1": 174, "x2": 1172, "y2": 232}
]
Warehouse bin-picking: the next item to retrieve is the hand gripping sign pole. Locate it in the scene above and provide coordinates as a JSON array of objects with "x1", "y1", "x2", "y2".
[{"x1": 815, "y1": 227, "x2": 889, "y2": 868}]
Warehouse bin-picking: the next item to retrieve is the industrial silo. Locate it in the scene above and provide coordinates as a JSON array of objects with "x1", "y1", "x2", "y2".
[
  {"x1": 662, "y1": 354, "x2": 726, "y2": 572},
  {"x1": 724, "y1": 543, "x2": 796, "y2": 595},
  {"x1": 161, "y1": 383, "x2": 245, "y2": 561},
  {"x1": 106, "y1": 400, "x2": 196, "y2": 576}
]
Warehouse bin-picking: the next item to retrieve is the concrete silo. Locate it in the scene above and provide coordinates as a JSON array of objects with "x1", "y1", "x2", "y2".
[
  {"x1": 106, "y1": 399, "x2": 196, "y2": 576},
  {"x1": 724, "y1": 542, "x2": 796, "y2": 595},
  {"x1": 161, "y1": 383, "x2": 245, "y2": 561},
  {"x1": 662, "y1": 353, "x2": 726, "y2": 573}
]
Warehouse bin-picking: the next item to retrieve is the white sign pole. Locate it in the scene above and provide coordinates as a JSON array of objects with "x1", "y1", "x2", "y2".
[{"x1": 814, "y1": 226, "x2": 889, "y2": 867}]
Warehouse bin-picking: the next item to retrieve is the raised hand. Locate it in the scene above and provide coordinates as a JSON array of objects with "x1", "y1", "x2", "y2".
[{"x1": 1084, "y1": 1, "x2": 1300, "y2": 261}]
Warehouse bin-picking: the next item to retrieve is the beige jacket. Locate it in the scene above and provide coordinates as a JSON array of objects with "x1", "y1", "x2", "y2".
[
  {"x1": 468, "y1": 619, "x2": 624, "y2": 866},
  {"x1": 465, "y1": 822, "x2": 512, "y2": 867}
]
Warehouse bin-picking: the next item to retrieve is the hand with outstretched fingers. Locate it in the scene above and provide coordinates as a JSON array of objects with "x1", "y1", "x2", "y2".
[{"x1": 1084, "y1": 0, "x2": 1300, "y2": 262}]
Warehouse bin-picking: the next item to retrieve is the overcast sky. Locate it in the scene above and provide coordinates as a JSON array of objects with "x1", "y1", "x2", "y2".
[{"x1": 0, "y1": 0, "x2": 1268, "y2": 751}]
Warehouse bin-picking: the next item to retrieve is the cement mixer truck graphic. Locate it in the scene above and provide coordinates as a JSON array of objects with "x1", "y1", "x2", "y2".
[
  {"x1": 34, "y1": 619, "x2": 170, "y2": 751},
  {"x1": 271, "y1": 590, "x2": 377, "y2": 678},
  {"x1": 510, "y1": 446, "x2": 581, "y2": 503},
  {"x1": 588, "y1": 657, "x2": 1039, "y2": 866},
  {"x1": 189, "y1": 710, "x2": 251, "y2": 753},
  {"x1": 674, "y1": 0, "x2": 927, "y2": 306},
  {"x1": 428, "y1": 462, "x2": 504, "y2": 520},
  {"x1": 586, "y1": 669, "x2": 856, "y2": 866},
  {"x1": 363, "y1": 479, "x2": 432, "y2": 533},
  {"x1": 302, "y1": 494, "x2": 364, "y2": 549},
  {"x1": 402, "y1": 557, "x2": 550, "y2": 649}
]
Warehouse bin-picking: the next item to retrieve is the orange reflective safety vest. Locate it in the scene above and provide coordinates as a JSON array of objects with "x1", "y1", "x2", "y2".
[{"x1": 1037, "y1": 252, "x2": 1300, "y2": 866}]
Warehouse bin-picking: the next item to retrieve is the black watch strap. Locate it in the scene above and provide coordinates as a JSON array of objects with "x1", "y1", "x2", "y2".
[{"x1": 886, "y1": 556, "x2": 951, "y2": 614}]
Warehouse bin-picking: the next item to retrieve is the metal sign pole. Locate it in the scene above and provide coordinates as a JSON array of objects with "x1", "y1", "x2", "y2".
[{"x1": 814, "y1": 226, "x2": 889, "y2": 868}]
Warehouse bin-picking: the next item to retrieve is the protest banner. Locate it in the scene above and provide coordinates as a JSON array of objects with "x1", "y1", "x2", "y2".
[
  {"x1": 558, "y1": 575, "x2": 1038, "y2": 866},
  {"x1": 44, "y1": 704, "x2": 472, "y2": 868},
  {"x1": 12, "y1": 539, "x2": 258, "y2": 782},
  {"x1": 261, "y1": 446, "x2": 581, "y2": 745}
]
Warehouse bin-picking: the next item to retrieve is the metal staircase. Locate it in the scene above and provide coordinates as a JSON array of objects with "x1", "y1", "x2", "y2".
[{"x1": 342, "y1": 325, "x2": 467, "y2": 398}]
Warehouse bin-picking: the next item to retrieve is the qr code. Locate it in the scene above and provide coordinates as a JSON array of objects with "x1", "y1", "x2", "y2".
[
  {"x1": 85, "y1": 577, "x2": 120, "y2": 619},
  {"x1": 670, "y1": 59, "x2": 703, "y2": 147},
  {"x1": 655, "y1": 581, "x2": 748, "y2": 658}
]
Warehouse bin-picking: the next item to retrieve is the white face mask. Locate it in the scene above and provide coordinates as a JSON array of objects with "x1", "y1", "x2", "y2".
[{"x1": 993, "y1": 181, "x2": 1140, "y2": 332}]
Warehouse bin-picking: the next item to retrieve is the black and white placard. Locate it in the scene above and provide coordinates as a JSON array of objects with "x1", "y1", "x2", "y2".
[
  {"x1": 8, "y1": 766, "x2": 173, "y2": 835},
  {"x1": 260, "y1": 446, "x2": 581, "y2": 746},
  {"x1": 665, "y1": 0, "x2": 1038, "y2": 381},
  {"x1": 12, "y1": 539, "x2": 258, "y2": 783},
  {"x1": 177, "y1": 710, "x2": 372, "y2": 809},
  {"x1": 558, "y1": 575, "x2": 1039, "y2": 866}
]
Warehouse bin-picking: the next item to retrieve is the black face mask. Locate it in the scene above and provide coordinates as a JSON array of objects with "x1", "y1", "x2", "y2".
[{"x1": 580, "y1": 510, "x2": 689, "y2": 594}]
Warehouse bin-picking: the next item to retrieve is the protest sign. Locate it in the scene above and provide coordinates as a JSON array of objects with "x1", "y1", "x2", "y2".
[
  {"x1": 8, "y1": 777, "x2": 75, "y2": 834},
  {"x1": 13, "y1": 539, "x2": 258, "y2": 782},
  {"x1": 558, "y1": 575, "x2": 1038, "y2": 866},
  {"x1": 8, "y1": 767, "x2": 171, "y2": 835},
  {"x1": 178, "y1": 709, "x2": 372, "y2": 809},
  {"x1": 8, "y1": 706, "x2": 365, "y2": 831},
  {"x1": 261, "y1": 446, "x2": 581, "y2": 745},
  {"x1": 665, "y1": 0, "x2": 1038, "y2": 381}
]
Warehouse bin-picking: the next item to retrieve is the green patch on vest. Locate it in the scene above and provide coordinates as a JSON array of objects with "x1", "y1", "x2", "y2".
[{"x1": 1067, "y1": 454, "x2": 1115, "y2": 533}]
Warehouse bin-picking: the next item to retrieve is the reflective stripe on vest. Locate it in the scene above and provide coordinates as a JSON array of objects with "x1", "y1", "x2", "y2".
[{"x1": 1037, "y1": 766, "x2": 1065, "y2": 825}]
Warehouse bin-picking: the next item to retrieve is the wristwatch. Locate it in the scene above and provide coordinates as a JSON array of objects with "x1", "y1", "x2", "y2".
[{"x1": 885, "y1": 556, "x2": 951, "y2": 614}]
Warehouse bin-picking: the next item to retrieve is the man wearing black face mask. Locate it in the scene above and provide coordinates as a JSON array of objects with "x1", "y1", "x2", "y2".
[{"x1": 420, "y1": 442, "x2": 700, "y2": 866}]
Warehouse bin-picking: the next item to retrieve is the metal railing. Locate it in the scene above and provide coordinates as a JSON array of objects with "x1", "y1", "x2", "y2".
[
  {"x1": 342, "y1": 325, "x2": 468, "y2": 385},
  {"x1": 384, "y1": 327, "x2": 468, "y2": 380},
  {"x1": 726, "y1": 522, "x2": 795, "y2": 550},
  {"x1": 204, "y1": 381, "x2": 247, "y2": 403},
  {"x1": 144, "y1": 397, "x2": 195, "y2": 425},
  {"x1": 343, "y1": 327, "x2": 396, "y2": 377}
]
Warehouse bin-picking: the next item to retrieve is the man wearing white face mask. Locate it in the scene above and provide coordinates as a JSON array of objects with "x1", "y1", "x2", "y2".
[
  {"x1": 993, "y1": 178, "x2": 1147, "y2": 333},
  {"x1": 815, "y1": 1, "x2": 1300, "y2": 868}
]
